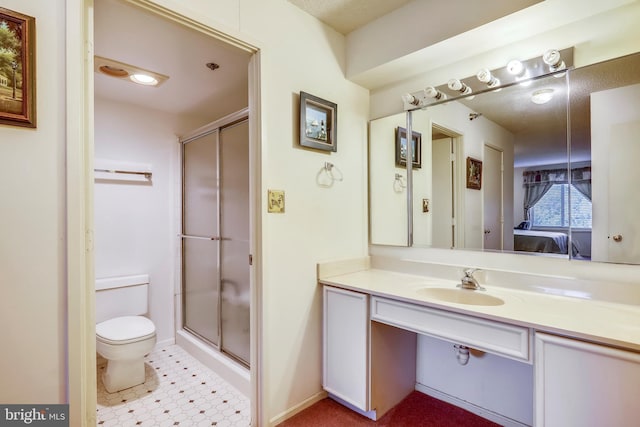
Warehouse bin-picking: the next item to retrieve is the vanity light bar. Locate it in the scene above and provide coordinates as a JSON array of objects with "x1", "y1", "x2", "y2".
[{"x1": 401, "y1": 47, "x2": 573, "y2": 110}]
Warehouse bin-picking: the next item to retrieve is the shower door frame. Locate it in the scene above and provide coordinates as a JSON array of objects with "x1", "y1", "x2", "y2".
[{"x1": 179, "y1": 108, "x2": 250, "y2": 367}]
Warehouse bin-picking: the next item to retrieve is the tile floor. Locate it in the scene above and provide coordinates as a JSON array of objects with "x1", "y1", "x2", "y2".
[{"x1": 96, "y1": 344, "x2": 251, "y2": 426}]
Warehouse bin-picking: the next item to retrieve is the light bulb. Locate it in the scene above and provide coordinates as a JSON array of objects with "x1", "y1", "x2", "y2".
[
  {"x1": 476, "y1": 68, "x2": 500, "y2": 88},
  {"x1": 542, "y1": 49, "x2": 566, "y2": 73},
  {"x1": 424, "y1": 86, "x2": 447, "y2": 100},
  {"x1": 506, "y1": 59, "x2": 525, "y2": 77},
  {"x1": 130, "y1": 73, "x2": 158, "y2": 86},
  {"x1": 402, "y1": 93, "x2": 421, "y2": 106},
  {"x1": 447, "y1": 79, "x2": 474, "y2": 99}
]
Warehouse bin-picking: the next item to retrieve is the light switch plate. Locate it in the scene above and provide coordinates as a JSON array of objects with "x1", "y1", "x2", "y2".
[
  {"x1": 422, "y1": 198, "x2": 430, "y2": 213},
  {"x1": 268, "y1": 190, "x2": 285, "y2": 213}
]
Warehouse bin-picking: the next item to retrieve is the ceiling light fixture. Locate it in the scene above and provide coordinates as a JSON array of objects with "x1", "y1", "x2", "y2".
[
  {"x1": 130, "y1": 73, "x2": 158, "y2": 86},
  {"x1": 94, "y1": 56, "x2": 169, "y2": 87},
  {"x1": 531, "y1": 88, "x2": 554, "y2": 104}
]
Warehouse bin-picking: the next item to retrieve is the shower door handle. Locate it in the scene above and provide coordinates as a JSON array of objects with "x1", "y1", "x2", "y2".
[{"x1": 180, "y1": 234, "x2": 221, "y2": 241}]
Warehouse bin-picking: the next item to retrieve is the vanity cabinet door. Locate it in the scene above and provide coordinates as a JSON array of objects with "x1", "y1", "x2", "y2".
[
  {"x1": 535, "y1": 332, "x2": 640, "y2": 427},
  {"x1": 323, "y1": 286, "x2": 369, "y2": 411}
]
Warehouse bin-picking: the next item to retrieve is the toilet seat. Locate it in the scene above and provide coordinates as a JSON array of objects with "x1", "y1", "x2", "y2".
[{"x1": 96, "y1": 315, "x2": 156, "y2": 345}]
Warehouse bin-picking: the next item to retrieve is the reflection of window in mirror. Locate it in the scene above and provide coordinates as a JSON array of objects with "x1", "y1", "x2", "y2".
[{"x1": 530, "y1": 184, "x2": 592, "y2": 228}]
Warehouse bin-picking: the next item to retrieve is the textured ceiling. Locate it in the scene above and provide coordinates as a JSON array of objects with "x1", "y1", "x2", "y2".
[{"x1": 288, "y1": 0, "x2": 414, "y2": 34}]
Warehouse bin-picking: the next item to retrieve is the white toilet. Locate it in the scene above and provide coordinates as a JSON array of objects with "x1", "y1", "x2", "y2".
[{"x1": 95, "y1": 274, "x2": 157, "y2": 393}]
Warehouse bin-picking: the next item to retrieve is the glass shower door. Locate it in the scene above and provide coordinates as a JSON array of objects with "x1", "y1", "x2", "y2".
[
  {"x1": 181, "y1": 116, "x2": 250, "y2": 367},
  {"x1": 220, "y1": 120, "x2": 250, "y2": 365},
  {"x1": 182, "y1": 130, "x2": 220, "y2": 345}
]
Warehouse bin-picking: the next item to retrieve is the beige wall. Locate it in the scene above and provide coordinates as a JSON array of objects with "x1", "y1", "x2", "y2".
[
  {"x1": 0, "y1": 0, "x2": 67, "y2": 403},
  {"x1": 0, "y1": 0, "x2": 369, "y2": 423},
  {"x1": 12, "y1": 0, "x2": 639, "y2": 424}
]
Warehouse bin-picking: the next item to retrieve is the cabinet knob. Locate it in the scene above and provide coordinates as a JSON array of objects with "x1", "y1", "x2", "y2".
[{"x1": 612, "y1": 234, "x2": 623, "y2": 242}]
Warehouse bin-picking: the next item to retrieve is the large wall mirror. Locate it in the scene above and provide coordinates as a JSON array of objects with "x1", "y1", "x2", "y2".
[{"x1": 369, "y1": 51, "x2": 640, "y2": 264}]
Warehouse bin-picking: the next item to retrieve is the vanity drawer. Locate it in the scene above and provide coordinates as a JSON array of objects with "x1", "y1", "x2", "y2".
[{"x1": 370, "y1": 296, "x2": 531, "y2": 362}]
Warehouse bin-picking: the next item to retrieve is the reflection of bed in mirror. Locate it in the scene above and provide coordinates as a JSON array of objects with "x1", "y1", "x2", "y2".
[{"x1": 514, "y1": 230, "x2": 578, "y2": 256}]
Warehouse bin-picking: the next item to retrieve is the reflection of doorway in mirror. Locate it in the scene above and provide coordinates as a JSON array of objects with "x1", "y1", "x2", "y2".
[
  {"x1": 483, "y1": 144, "x2": 504, "y2": 250},
  {"x1": 432, "y1": 137, "x2": 455, "y2": 248}
]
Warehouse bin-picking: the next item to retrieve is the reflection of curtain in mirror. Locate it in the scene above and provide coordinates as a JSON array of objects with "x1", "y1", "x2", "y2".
[
  {"x1": 522, "y1": 169, "x2": 566, "y2": 220},
  {"x1": 572, "y1": 167, "x2": 592, "y2": 200}
]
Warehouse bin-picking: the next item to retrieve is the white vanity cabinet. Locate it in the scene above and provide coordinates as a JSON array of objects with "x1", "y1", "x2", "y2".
[
  {"x1": 322, "y1": 286, "x2": 417, "y2": 419},
  {"x1": 535, "y1": 332, "x2": 640, "y2": 427},
  {"x1": 322, "y1": 286, "x2": 370, "y2": 411}
]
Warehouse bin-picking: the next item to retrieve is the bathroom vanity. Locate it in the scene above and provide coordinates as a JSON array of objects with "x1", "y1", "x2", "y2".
[{"x1": 319, "y1": 258, "x2": 640, "y2": 427}]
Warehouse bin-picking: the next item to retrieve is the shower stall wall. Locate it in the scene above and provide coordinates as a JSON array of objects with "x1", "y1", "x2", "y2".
[{"x1": 181, "y1": 112, "x2": 250, "y2": 367}]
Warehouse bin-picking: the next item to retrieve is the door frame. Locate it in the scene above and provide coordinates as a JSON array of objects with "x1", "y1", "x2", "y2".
[{"x1": 66, "y1": 1, "x2": 263, "y2": 425}]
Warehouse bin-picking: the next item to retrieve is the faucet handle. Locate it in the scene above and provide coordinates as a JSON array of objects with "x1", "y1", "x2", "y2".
[{"x1": 464, "y1": 268, "x2": 479, "y2": 277}]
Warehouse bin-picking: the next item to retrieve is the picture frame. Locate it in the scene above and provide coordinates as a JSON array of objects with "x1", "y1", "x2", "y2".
[
  {"x1": 395, "y1": 127, "x2": 421, "y2": 169},
  {"x1": 0, "y1": 7, "x2": 36, "y2": 128},
  {"x1": 466, "y1": 157, "x2": 482, "y2": 190},
  {"x1": 299, "y1": 91, "x2": 337, "y2": 152}
]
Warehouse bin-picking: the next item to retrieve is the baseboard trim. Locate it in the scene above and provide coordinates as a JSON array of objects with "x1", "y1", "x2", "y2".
[
  {"x1": 415, "y1": 384, "x2": 531, "y2": 427},
  {"x1": 269, "y1": 391, "x2": 327, "y2": 426}
]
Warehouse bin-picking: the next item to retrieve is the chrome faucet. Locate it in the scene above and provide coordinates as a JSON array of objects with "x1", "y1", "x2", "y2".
[{"x1": 459, "y1": 268, "x2": 484, "y2": 291}]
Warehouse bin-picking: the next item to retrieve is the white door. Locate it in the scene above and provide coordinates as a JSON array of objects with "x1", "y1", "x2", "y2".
[
  {"x1": 432, "y1": 137, "x2": 454, "y2": 248},
  {"x1": 591, "y1": 83, "x2": 640, "y2": 263},
  {"x1": 483, "y1": 145, "x2": 504, "y2": 250}
]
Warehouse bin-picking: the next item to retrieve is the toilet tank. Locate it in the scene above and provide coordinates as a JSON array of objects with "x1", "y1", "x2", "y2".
[{"x1": 95, "y1": 274, "x2": 150, "y2": 323}]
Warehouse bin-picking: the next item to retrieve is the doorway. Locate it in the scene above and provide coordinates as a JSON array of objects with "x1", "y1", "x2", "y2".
[
  {"x1": 483, "y1": 144, "x2": 504, "y2": 250},
  {"x1": 88, "y1": 0, "x2": 260, "y2": 424},
  {"x1": 431, "y1": 125, "x2": 461, "y2": 249}
]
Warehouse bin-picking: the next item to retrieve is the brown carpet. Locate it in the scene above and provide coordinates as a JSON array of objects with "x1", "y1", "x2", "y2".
[{"x1": 277, "y1": 391, "x2": 501, "y2": 427}]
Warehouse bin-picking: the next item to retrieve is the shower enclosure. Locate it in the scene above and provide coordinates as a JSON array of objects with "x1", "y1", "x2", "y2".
[{"x1": 180, "y1": 111, "x2": 250, "y2": 367}]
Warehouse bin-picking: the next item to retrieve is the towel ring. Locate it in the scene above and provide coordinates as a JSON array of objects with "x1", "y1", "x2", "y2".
[
  {"x1": 394, "y1": 173, "x2": 406, "y2": 192},
  {"x1": 317, "y1": 162, "x2": 344, "y2": 187}
]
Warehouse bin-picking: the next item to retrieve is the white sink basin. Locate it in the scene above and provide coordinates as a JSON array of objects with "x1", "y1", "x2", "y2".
[{"x1": 416, "y1": 287, "x2": 505, "y2": 306}]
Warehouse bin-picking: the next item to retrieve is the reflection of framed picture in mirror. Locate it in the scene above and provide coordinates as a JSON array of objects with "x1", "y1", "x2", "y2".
[
  {"x1": 395, "y1": 127, "x2": 421, "y2": 168},
  {"x1": 466, "y1": 157, "x2": 482, "y2": 189},
  {"x1": 299, "y1": 91, "x2": 337, "y2": 152},
  {"x1": 0, "y1": 7, "x2": 36, "y2": 128}
]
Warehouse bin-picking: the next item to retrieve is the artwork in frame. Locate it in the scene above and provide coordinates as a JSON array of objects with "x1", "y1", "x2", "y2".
[
  {"x1": 466, "y1": 157, "x2": 482, "y2": 190},
  {"x1": 395, "y1": 127, "x2": 421, "y2": 169},
  {"x1": 0, "y1": 7, "x2": 36, "y2": 128},
  {"x1": 300, "y1": 91, "x2": 337, "y2": 152}
]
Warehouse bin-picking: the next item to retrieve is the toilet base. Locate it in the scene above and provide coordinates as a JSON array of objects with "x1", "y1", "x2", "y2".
[{"x1": 102, "y1": 358, "x2": 146, "y2": 393}]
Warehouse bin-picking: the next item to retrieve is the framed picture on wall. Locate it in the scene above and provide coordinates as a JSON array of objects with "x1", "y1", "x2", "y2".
[
  {"x1": 466, "y1": 157, "x2": 482, "y2": 189},
  {"x1": 0, "y1": 7, "x2": 36, "y2": 128},
  {"x1": 395, "y1": 127, "x2": 421, "y2": 169},
  {"x1": 299, "y1": 91, "x2": 337, "y2": 152}
]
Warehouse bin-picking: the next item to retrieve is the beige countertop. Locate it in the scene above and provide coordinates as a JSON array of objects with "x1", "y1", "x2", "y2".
[{"x1": 320, "y1": 268, "x2": 640, "y2": 352}]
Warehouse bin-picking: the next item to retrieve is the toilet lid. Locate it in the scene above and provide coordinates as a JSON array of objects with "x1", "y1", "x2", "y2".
[{"x1": 96, "y1": 315, "x2": 156, "y2": 343}]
